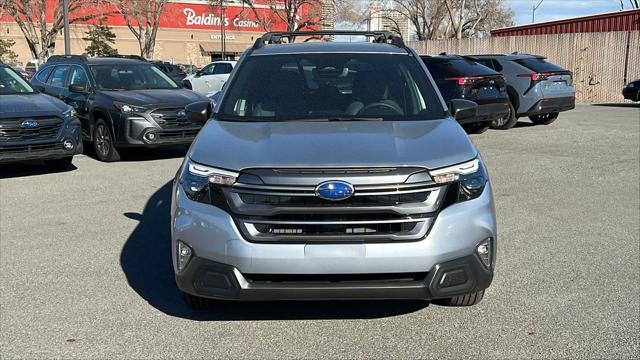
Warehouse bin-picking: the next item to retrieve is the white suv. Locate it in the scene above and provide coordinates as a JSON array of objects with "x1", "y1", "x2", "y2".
[{"x1": 182, "y1": 61, "x2": 236, "y2": 94}]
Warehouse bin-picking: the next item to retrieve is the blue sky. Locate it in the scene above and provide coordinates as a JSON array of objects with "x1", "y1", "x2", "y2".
[{"x1": 507, "y1": 0, "x2": 623, "y2": 25}]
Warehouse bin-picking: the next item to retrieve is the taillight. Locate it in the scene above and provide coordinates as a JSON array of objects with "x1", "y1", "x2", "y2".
[
  {"x1": 445, "y1": 76, "x2": 484, "y2": 85},
  {"x1": 180, "y1": 70, "x2": 187, "y2": 76}
]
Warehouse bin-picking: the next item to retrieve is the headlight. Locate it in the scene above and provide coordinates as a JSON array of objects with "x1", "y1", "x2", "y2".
[
  {"x1": 62, "y1": 107, "x2": 76, "y2": 119},
  {"x1": 180, "y1": 159, "x2": 239, "y2": 203},
  {"x1": 429, "y1": 158, "x2": 488, "y2": 202},
  {"x1": 114, "y1": 102, "x2": 147, "y2": 114}
]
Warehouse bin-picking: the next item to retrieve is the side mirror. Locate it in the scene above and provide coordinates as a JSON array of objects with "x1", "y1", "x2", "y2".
[
  {"x1": 185, "y1": 101, "x2": 212, "y2": 125},
  {"x1": 448, "y1": 99, "x2": 478, "y2": 122},
  {"x1": 69, "y1": 83, "x2": 89, "y2": 94},
  {"x1": 195, "y1": 70, "x2": 203, "y2": 77}
]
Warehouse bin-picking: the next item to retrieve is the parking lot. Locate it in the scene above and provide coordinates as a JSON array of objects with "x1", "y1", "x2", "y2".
[{"x1": 0, "y1": 104, "x2": 638, "y2": 358}]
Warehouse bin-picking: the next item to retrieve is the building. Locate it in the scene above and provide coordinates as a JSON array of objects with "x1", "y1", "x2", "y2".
[
  {"x1": 0, "y1": 0, "x2": 333, "y2": 68},
  {"x1": 367, "y1": 2, "x2": 411, "y2": 41},
  {"x1": 491, "y1": 9, "x2": 640, "y2": 37}
]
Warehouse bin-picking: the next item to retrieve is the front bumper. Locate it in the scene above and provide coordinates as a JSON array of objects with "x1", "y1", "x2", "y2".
[
  {"x1": 525, "y1": 96, "x2": 575, "y2": 116},
  {"x1": 172, "y1": 180, "x2": 497, "y2": 301},
  {"x1": 113, "y1": 111, "x2": 201, "y2": 147},
  {"x1": 0, "y1": 124, "x2": 83, "y2": 164}
]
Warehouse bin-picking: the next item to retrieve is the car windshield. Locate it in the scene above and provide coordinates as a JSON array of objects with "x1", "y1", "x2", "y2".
[
  {"x1": 218, "y1": 53, "x2": 445, "y2": 121},
  {"x1": 90, "y1": 64, "x2": 178, "y2": 90},
  {"x1": 0, "y1": 66, "x2": 35, "y2": 94}
]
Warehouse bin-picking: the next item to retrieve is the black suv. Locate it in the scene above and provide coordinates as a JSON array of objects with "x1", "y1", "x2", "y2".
[
  {"x1": 420, "y1": 55, "x2": 510, "y2": 134},
  {"x1": 0, "y1": 63, "x2": 82, "y2": 169},
  {"x1": 151, "y1": 61, "x2": 188, "y2": 83},
  {"x1": 30, "y1": 55, "x2": 209, "y2": 161}
]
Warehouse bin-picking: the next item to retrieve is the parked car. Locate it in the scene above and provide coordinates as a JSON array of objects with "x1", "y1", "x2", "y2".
[
  {"x1": 467, "y1": 53, "x2": 575, "y2": 127},
  {"x1": 11, "y1": 66, "x2": 31, "y2": 79},
  {"x1": 182, "y1": 61, "x2": 236, "y2": 94},
  {"x1": 623, "y1": 79, "x2": 640, "y2": 102},
  {"x1": 177, "y1": 64, "x2": 199, "y2": 76},
  {"x1": 151, "y1": 61, "x2": 188, "y2": 83},
  {"x1": 24, "y1": 61, "x2": 38, "y2": 78},
  {"x1": 30, "y1": 55, "x2": 209, "y2": 162},
  {"x1": 420, "y1": 55, "x2": 510, "y2": 133},
  {"x1": 0, "y1": 63, "x2": 82, "y2": 169},
  {"x1": 173, "y1": 31, "x2": 496, "y2": 308}
]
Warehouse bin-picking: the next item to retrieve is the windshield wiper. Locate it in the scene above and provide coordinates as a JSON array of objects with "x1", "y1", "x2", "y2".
[{"x1": 295, "y1": 117, "x2": 384, "y2": 122}]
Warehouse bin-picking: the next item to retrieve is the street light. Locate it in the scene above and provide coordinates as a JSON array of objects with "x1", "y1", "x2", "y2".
[
  {"x1": 220, "y1": 0, "x2": 226, "y2": 60},
  {"x1": 532, "y1": 0, "x2": 544, "y2": 23}
]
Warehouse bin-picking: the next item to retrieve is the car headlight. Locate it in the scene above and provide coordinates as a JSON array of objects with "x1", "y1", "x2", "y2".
[
  {"x1": 429, "y1": 158, "x2": 488, "y2": 202},
  {"x1": 114, "y1": 102, "x2": 147, "y2": 114},
  {"x1": 62, "y1": 107, "x2": 76, "y2": 119},
  {"x1": 180, "y1": 159, "x2": 239, "y2": 203}
]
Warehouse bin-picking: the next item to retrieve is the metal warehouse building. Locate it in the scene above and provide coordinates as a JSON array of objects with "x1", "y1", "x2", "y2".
[{"x1": 491, "y1": 9, "x2": 640, "y2": 36}]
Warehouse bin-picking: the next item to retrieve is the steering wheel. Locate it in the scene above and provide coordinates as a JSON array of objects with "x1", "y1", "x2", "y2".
[{"x1": 358, "y1": 101, "x2": 403, "y2": 116}]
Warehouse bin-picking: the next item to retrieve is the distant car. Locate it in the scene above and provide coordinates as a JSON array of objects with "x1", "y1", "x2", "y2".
[
  {"x1": 151, "y1": 61, "x2": 188, "y2": 83},
  {"x1": 468, "y1": 54, "x2": 575, "y2": 127},
  {"x1": 421, "y1": 55, "x2": 510, "y2": 134},
  {"x1": 24, "y1": 61, "x2": 38, "y2": 78},
  {"x1": 11, "y1": 66, "x2": 31, "y2": 79},
  {"x1": 0, "y1": 63, "x2": 83, "y2": 169},
  {"x1": 182, "y1": 61, "x2": 236, "y2": 94},
  {"x1": 177, "y1": 64, "x2": 199, "y2": 76},
  {"x1": 623, "y1": 79, "x2": 640, "y2": 102},
  {"x1": 30, "y1": 55, "x2": 209, "y2": 162}
]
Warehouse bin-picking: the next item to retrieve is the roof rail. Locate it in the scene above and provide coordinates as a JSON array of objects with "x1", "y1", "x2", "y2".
[
  {"x1": 99, "y1": 54, "x2": 148, "y2": 61},
  {"x1": 252, "y1": 30, "x2": 405, "y2": 49},
  {"x1": 46, "y1": 54, "x2": 88, "y2": 63}
]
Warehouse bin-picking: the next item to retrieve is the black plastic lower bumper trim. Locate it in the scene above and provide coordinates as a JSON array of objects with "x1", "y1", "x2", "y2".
[{"x1": 524, "y1": 96, "x2": 575, "y2": 116}]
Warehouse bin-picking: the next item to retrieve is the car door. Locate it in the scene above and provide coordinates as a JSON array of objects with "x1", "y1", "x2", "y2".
[
  {"x1": 65, "y1": 65, "x2": 93, "y2": 138},
  {"x1": 208, "y1": 63, "x2": 233, "y2": 92},
  {"x1": 45, "y1": 65, "x2": 71, "y2": 100}
]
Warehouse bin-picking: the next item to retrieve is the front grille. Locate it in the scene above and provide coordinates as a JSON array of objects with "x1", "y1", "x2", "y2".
[
  {"x1": 225, "y1": 168, "x2": 446, "y2": 243},
  {"x1": 243, "y1": 272, "x2": 428, "y2": 284},
  {"x1": 150, "y1": 108, "x2": 196, "y2": 129},
  {"x1": 0, "y1": 117, "x2": 63, "y2": 142},
  {"x1": 0, "y1": 143, "x2": 64, "y2": 154}
]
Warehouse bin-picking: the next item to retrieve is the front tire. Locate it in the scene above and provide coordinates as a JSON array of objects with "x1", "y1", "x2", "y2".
[
  {"x1": 437, "y1": 290, "x2": 485, "y2": 307},
  {"x1": 529, "y1": 112, "x2": 559, "y2": 125},
  {"x1": 44, "y1": 157, "x2": 73, "y2": 171},
  {"x1": 93, "y1": 119, "x2": 121, "y2": 162},
  {"x1": 491, "y1": 103, "x2": 518, "y2": 130}
]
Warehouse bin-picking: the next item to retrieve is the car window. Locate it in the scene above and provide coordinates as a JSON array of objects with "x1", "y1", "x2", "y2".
[
  {"x1": 514, "y1": 58, "x2": 566, "y2": 73},
  {"x1": 201, "y1": 64, "x2": 216, "y2": 75},
  {"x1": 421, "y1": 58, "x2": 497, "y2": 80},
  {"x1": 213, "y1": 63, "x2": 233, "y2": 75},
  {"x1": 491, "y1": 60, "x2": 503, "y2": 72},
  {"x1": 0, "y1": 66, "x2": 35, "y2": 94},
  {"x1": 90, "y1": 64, "x2": 178, "y2": 90},
  {"x1": 48, "y1": 66, "x2": 70, "y2": 87},
  {"x1": 68, "y1": 66, "x2": 89, "y2": 87},
  {"x1": 35, "y1": 66, "x2": 54, "y2": 82},
  {"x1": 219, "y1": 53, "x2": 444, "y2": 122}
]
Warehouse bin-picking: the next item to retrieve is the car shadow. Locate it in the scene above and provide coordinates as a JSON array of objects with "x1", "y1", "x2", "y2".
[
  {"x1": 0, "y1": 161, "x2": 78, "y2": 179},
  {"x1": 120, "y1": 181, "x2": 429, "y2": 321},
  {"x1": 83, "y1": 143, "x2": 188, "y2": 162},
  {"x1": 592, "y1": 103, "x2": 640, "y2": 108},
  {"x1": 513, "y1": 121, "x2": 536, "y2": 129}
]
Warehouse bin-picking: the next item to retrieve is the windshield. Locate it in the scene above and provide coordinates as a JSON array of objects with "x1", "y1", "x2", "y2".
[
  {"x1": 0, "y1": 66, "x2": 35, "y2": 94},
  {"x1": 90, "y1": 64, "x2": 178, "y2": 90},
  {"x1": 218, "y1": 53, "x2": 445, "y2": 121}
]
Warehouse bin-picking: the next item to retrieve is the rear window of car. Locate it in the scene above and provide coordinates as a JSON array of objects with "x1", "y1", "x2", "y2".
[
  {"x1": 514, "y1": 58, "x2": 566, "y2": 73},
  {"x1": 421, "y1": 58, "x2": 497, "y2": 80}
]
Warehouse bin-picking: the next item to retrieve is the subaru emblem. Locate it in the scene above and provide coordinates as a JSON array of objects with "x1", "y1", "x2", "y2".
[
  {"x1": 177, "y1": 109, "x2": 187, "y2": 118},
  {"x1": 315, "y1": 181, "x2": 354, "y2": 201},
  {"x1": 20, "y1": 119, "x2": 39, "y2": 129}
]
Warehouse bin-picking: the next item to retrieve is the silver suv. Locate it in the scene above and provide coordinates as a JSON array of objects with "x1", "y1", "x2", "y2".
[{"x1": 172, "y1": 31, "x2": 497, "y2": 308}]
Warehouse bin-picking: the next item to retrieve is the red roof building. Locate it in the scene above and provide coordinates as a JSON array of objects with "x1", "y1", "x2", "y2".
[{"x1": 491, "y1": 9, "x2": 640, "y2": 37}]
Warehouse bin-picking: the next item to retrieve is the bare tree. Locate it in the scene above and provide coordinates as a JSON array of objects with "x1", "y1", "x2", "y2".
[
  {"x1": 443, "y1": 0, "x2": 512, "y2": 39},
  {"x1": 390, "y1": 0, "x2": 448, "y2": 40},
  {"x1": 237, "y1": 0, "x2": 325, "y2": 32},
  {"x1": 114, "y1": 0, "x2": 168, "y2": 58},
  {"x1": 0, "y1": 0, "x2": 110, "y2": 62},
  {"x1": 619, "y1": 0, "x2": 640, "y2": 9}
]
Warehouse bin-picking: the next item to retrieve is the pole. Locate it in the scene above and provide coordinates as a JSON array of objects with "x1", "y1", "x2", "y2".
[
  {"x1": 220, "y1": 0, "x2": 226, "y2": 60},
  {"x1": 532, "y1": 0, "x2": 544, "y2": 24},
  {"x1": 63, "y1": 0, "x2": 70, "y2": 54}
]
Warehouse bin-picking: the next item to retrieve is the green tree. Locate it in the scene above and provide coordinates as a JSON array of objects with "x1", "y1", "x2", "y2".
[
  {"x1": 83, "y1": 20, "x2": 118, "y2": 56},
  {"x1": 0, "y1": 38, "x2": 19, "y2": 65}
]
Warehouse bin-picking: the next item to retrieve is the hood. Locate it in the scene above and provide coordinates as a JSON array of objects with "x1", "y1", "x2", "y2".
[
  {"x1": 0, "y1": 93, "x2": 69, "y2": 119},
  {"x1": 189, "y1": 119, "x2": 478, "y2": 171},
  {"x1": 101, "y1": 89, "x2": 207, "y2": 108}
]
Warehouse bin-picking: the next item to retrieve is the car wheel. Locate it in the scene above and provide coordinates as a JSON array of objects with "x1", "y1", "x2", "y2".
[
  {"x1": 183, "y1": 292, "x2": 211, "y2": 310},
  {"x1": 93, "y1": 119, "x2": 121, "y2": 162},
  {"x1": 529, "y1": 112, "x2": 559, "y2": 125},
  {"x1": 490, "y1": 103, "x2": 518, "y2": 130},
  {"x1": 463, "y1": 123, "x2": 490, "y2": 134},
  {"x1": 437, "y1": 290, "x2": 485, "y2": 307},
  {"x1": 44, "y1": 157, "x2": 73, "y2": 171}
]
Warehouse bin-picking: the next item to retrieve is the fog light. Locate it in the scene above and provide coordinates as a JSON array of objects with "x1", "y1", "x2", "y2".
[
  {"x1": 476, "y1": 238, "x2": 492, "y2": 269},
  {"x1": 63, "y1": 140, "x2": 74, "y2": 150},
  {"x1": 177, "y1": 241, "x2": 193, "y2": 272},
  {"x1": 145, "y1": 132, "x2": 157, "y2": 142}
]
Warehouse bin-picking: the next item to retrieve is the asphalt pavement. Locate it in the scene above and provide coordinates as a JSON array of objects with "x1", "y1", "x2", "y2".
[{"x1": 1, "y1": 104, "x2": 639, "y2": 359}]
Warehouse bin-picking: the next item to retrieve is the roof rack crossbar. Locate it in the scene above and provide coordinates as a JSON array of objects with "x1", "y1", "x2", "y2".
[{"x1": 252, "y1": 30, "x2": 405, "y2": 49}]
